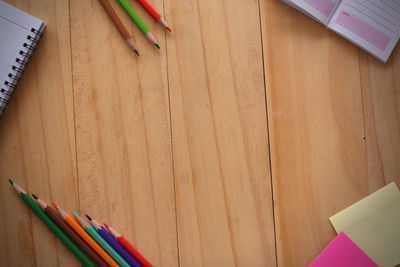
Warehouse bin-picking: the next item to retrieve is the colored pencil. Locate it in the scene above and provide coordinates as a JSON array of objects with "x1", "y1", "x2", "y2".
[
  {"x1": 32, "y1": 195, "x2": 108, "y2": 267},
  {"x1": 87, "y1": 215, "x2": 141, "y2": 267},
  {"x1": 116, "y1": 0, "x2": 160, "y2": 49},
  {"x1": 105, "y1": 222, "x2": 153, "y2": 267},
  {"x1": 136, "y1": 0, "x2": 171, "y2": 32},
  {"x1": 97, "y1": 0, "x2": 140, "y2": 56},
  {"x1": 74, "y1": 213, "x2": 130, "y2": 267},
  {"x1": 8, "y1": 180, "x2": 95, "y2": 267},
  {"x1": 52, "y1": 202, "x2": 119, "y2": 267}
]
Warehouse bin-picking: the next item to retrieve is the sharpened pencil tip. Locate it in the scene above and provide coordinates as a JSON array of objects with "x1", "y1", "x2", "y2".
[
  {"x1": 51, "y1": 202, "x2": 58, "y2": 209},
  {"x1": 72, "y1": 212, "x2": 78, "y2": 217},
  {"x1": 135, "y1": 50, "x2": 140, "y2": 56},
  {"x1": 104, "y1": 223, "x2": 109, "y2": 229},
  {"x1": 8, "y1": 179, "x2": 13, "y2": 185},
  {"x1": 167, "y1": 26, "x2": 172, "y2": 32},
  {"x1": 32, "y1": 194, "x2": 38, "y2": 199},
  {"x1": 86, "y1": 214, "x2": 92, "y2": 221},
  {"x1": 155, "y1": 43, "x2": 160, "y2": 49}
]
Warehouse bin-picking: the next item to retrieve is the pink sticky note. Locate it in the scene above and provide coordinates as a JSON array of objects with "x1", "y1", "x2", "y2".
[{"x1": 309, "y1": 232, "x2": 378, "y2": 267}]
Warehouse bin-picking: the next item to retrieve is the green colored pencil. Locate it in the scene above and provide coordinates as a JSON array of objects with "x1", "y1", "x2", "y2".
[
  {"x1": 116, "y1": 0, "x2": 160, "y2": 49},
  {"x1": 73, "y1": 213, "x2": 130, "y2": 267},
  {"x1": 8, "y1": 179, "x2": 95, "y2": 267}
]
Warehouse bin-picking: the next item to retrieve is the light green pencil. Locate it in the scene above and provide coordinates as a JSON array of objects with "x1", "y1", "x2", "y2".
[
  {"x1": 116, "y1": 0, "x2": 160, "y2": 48},
  {"x1": 73, "y1": 212, "x2": 130, "y2": 267}
]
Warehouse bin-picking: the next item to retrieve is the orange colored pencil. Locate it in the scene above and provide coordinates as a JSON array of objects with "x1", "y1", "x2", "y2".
[
  {"x1": 52, "y1": 202, "x2": 119, "y2": 267},
  {"x1": 97, "y1": 0, "x2": 140, "y2": 55}
]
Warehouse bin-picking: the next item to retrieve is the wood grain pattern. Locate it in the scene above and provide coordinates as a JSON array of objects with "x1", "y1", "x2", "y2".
[
  {"x1": 164, "y1": 0, "x2": 276, "y2": 266},
  {"x1": 359, "y1": 46, "x2": 400, "y2": 191},
  {"x1": 69, "y1": 0, "x2": 178, "y2": 266},
  {"x1": 260, "y1": 0, "x2": 400, "y2": 266},
  {"x1": 0, "y1": 0, "x2": 79, "y2": 266},
  {"x1": 1, "y1": 0, "x2": 400, "y2": 266}
]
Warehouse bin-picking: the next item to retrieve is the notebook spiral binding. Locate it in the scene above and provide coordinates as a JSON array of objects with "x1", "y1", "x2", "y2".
[{"x1": 0, "y1": 27, "x2": 44, "y2": 114}]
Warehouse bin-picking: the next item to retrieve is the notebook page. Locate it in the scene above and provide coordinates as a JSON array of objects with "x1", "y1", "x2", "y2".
[
  {"x1": 328, "y1": 0, "x2": 400, "y2": 62},
  {"x1": 0, "y1": 64, "x2": 15, "y2": 102},
  {"x1": 0, "y1": 0, "x2": 44, "y2": 32},
  {"x1": 0, "y1": 0, "x2": 46, "y2": 115},
  {"x1": 0, "y1": 18, "x2": 32, "y2": 67},
  {"x1": 282, "y1": 0, "x2": 342, "y2": 25},
  {"x1": 0, "y1": 18, "x2": 27, "y2": 101}
]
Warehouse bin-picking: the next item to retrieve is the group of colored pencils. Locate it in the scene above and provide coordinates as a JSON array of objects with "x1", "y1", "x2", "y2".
[
  {"x1": 98, "y1": 0, "x2": 171, "y2": 56},
  {"x1": 9, "y1": 179, "x2": 152, "y2": 267}
]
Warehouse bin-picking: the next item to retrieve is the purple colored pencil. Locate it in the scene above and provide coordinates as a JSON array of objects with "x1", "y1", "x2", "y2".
[{"x1": 86, "y1": 215, "x2": 141, "y2": 267}]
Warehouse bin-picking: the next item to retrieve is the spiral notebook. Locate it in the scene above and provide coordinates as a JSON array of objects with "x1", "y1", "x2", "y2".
[{"x1": 0, "y1": 0, "x2": 46, "y2": 117}]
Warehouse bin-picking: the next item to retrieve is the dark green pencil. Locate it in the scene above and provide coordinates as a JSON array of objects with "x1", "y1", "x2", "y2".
[{"x1": 8, "y1": 179, "x2": 95, "y2": 267}]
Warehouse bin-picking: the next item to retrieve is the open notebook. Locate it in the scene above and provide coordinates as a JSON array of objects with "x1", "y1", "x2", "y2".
[
  {"x1": 0, "y1": 0, "x2": 46, "y2": 117},
  {"x1": 283, "y1": 0, "x2": 400, "y2": 62}
]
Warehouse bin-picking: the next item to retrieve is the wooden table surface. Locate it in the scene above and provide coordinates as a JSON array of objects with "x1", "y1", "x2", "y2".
[{"x1": 0, "y1": 0, "x2": 399, "y2": 266}]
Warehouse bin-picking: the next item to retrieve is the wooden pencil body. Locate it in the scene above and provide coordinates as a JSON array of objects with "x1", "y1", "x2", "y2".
[
  {"x1": 64, "y1": 215, "x2": 119, "y2": 267},
  {"x1": 44, "y1": 207, "x2": 108, "y2": 267},
  {"x1": 98, "y1": 0, "x2": 130, "y2": 39}
]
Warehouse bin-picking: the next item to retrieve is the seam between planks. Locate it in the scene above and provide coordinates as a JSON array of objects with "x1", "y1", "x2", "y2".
[
  {"x1": 256, "y1": 0, "x2": 279, "y2": 266},
  {"x1": 162, "y1": 0, "x2": 181, "y2": 266}
]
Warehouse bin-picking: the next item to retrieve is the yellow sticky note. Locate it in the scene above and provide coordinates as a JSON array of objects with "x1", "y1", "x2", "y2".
[{"x1": 329, "y1": 182, "x2": 400, "y2": 267}]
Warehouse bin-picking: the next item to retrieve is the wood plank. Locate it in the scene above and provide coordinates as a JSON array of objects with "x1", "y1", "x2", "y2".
[
  {"x1": 69, "y1": 0, "x2": 178, "y2": 266},
  {"x1": 260, "y1": 1, "x2": 373, "y2": 265},
  {"x1": 165, "y1": 0, "x2": 277, "y2": 266},
  {"x1": 0, "y1": 0, "x2": 78, "y2": 266},
  {"x1": 1, "y1": 1, "x2": 398, "y2": 266},
  {"x1": 359, "y1": 46, "x2": 400, "y2": 190}
]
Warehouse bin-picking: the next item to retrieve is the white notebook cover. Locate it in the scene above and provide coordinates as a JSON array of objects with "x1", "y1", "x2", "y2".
[{"x1": 0, "y1": 0, "x2": 46, "y2": 117}]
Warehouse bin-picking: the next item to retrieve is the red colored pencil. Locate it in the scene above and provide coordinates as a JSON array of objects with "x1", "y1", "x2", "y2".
[
  {"x1": 136, "y1": 0, "x2": 171, "y2": 32},
  {"x1": 104, "y1": 223, "x2": 153, "y2": 267}
]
